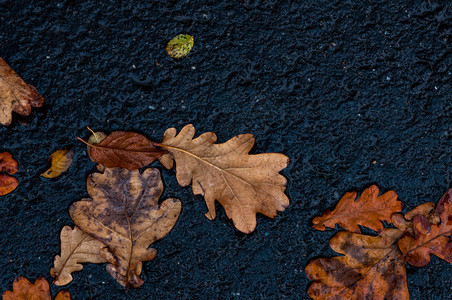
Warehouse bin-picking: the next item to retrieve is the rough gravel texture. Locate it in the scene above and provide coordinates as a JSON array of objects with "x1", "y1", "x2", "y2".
[{"x1": 0, "y1": 0, "x2": 451, "y2": 299}]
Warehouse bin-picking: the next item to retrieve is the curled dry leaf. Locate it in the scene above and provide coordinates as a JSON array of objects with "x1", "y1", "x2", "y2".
[
  {"x1": 305, "y1": 229, "x2": 408, "y2": 300},
  {"x1": 41, "y1": 149, "x2": 74, "y2": 178},
  {"x1": 398, "y1": 188, "x2": 452, "y2": 267},
  {"x1": 51, "y1": 225, "x2": 108, "y2": 286},
  {"x1": 69, "y1": 168, "x2": 181, "y2": 288},
  {"x1": 78, "y1": 131, "x2": 166, "y2": 170},
  {"x1": 0, "y1": 151, "x2": 19, "y2": 196},
  {"x1": 0, "y1": 57, "x2": 45, "y2": 126},
  {"x1": 2, "y1": 277, "x2": 70, "y2": 300},
  {"x1": 312, "y1": 185, "x2": 403, "y2": 233},
  {"x1": 158, "y1": 124, "x2": 289, "y2": 233},
  {"x1": 166, "y1": 34, "x2": 194, "y2": 58}
]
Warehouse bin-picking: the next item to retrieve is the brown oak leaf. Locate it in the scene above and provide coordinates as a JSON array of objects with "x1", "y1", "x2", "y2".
[
  {"x1": 312, "y1": 185, "x2": 403, "y2": 233},
  {"x1": 0, "y1": 57, "x2": 45, "y2": 126},
  {"x1": 0, "y1": 151, "x2": 19, "y2": 196},
  {"x1": 41, "y1": 149, "x2": 74, "y2": 179},
  {"x1": 305, "y1": 229, "x2": 408, "y2": 300},
  {"x1": 50, "y1": 225, "x2": 109, "y2": 286},
  {"x1": 398, "y1": 188, "x2": 452, "y2": 267},
  {"x1": 157, "y1": 124, "x2": 289, "y2": 234},
  {"x1": 69, "y1": 168, "x2": 181, "y2": 288},
  {"x1": 2, "y1": 277, "x2": 70, "y2": 300},
  {"x1": 78, "y1": 131, "x2": 166, "y2": 170}
]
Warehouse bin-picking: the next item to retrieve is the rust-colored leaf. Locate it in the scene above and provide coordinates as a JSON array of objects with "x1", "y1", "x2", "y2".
[
  {"x1": 41, "y1": 149, "x2": 74, "y2": 178},
  {"x1": 0, "y1": 151, "x2": 18, "y2": 196},
  {"x1": 398, "y1": 188, "x2": 452, "y2": 267},
  {"x1": 69, "y1": 168, "x2": 181, "y2": 288},
  {"x1": 78, "y1": 131, "x2": 166, "y2": 170},
  {"x1": 50, "y1": 225, "x2": 109, "y2": 286},
  {"x1": 0, "y1": 57, "x2": 45, "y2": 126},
  {"x1": 157, "y1": 124, "x2": 289, "y2": 234},
  {"x1": 2, "y1": 277, "x2": 70, "y2": 300},
  {"x1": 312, "y1": 185, "x2": 402, "y2": 233},
  {"x1": 305, "y1": 229, "x2": 409, "y2": 300}
]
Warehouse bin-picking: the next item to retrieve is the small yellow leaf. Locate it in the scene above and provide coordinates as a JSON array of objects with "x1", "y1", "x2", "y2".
[
  {"x1": 41, "y1": 149, "x2": 74, "y2": 178},
  {"x1": 166, "y1": 34, "x2": 194, "y2": 58}
]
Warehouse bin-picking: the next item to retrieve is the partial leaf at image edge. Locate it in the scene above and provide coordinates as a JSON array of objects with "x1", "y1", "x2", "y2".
[
  {"x1": 2, "y1": 277, "x2": 70, "y2": 300},
  {"x1": 305, "y1": 229, "x2": 409, "y2": 300},
  {"x1": 398, "y1": 188, "x2": 452, "y2": 267},
  {"x1": 0, "y1": 151, "x2": 19, "y2": 196},
  {"x1": 0, "y1": 57, "x2": 45, "y2": 126},
  {"x1": 158, "y1": 124, "x2": 289, "y2": 234},
  {"x1": 69, "y1": 168, "x2": 182, "y2": 288}
]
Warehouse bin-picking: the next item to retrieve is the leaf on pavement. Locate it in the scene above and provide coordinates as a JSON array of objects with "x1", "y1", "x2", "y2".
[
  {"x1": 398, "y1": 188, "x2": 452, "y2": 267},
  {"x1": 312, "y1": 185, "x2": 403, "y2": 233},
  {"x1": 305, "y1": 229, "x2": 409, "y2": 300},
  {"x1": 0, "y1": 57, "x2": 45, "y2": 126},
  {"x1": 0, "y1": 151, "x2": 19, "y2": 196},
  {"x1": 166, "y1": 34, "x2": 194, "y2": 58},
  {"x1": 51, "y1": 225, "x2": 109, "y2": 286},
  {"x1": 69, "y1": 168, "x2": 181, "y2": 288},
  {"x1": 157, "y1": 124, "x2": 289, "y2": 233},
  {"x1": 41, "y1": 149, "x2": 74, "y2": 178},
  {"x1": 78, "y1": 131, "x2": 166, "y2": 170},
  {"x1": 2, "y1": 277, "x2": 70, "y2": 300}
]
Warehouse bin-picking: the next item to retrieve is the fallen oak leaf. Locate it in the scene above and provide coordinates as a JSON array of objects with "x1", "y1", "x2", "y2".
[
  {"x1": 157, "y1": 124, "x2": 289, "y2": 234},
  {"x1": 312, "y1": 185, "x2": 403, "y2": 233},
  {"x1": 69, "y1": 168, "x2": 181, "y2": 288},
  {"x1": 41, "y1": 149, "x2": 74, "y2": 179},
  {"x1": 78, "y1": 131, "x2": 166, "y2": 170},
  {"x1": 398, "y1": 188, "x2": 452, "y2": 267},
  {"x1": 0, "y1": 151, "x2": 19, "y2": 196},
  {"x1": 305, "y1": 228, "x2": 409, "y2": 300},
  {"x1": 2, "y1": 277, "x2": 70, "y2": 300},
  {"x1": 50, "y1": 225, "x2": 109, "y2": 286},
  {"x1": 0, "y1": 57, "x2": 45, "y2": 126}
]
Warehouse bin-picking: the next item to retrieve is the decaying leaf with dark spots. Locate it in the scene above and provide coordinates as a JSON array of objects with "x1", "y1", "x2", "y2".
[
  {"x1": 312, "y1": 185, "x2": 403, "y2": 233},
  {"x1": 398, "y1": 188, "x2": 452, "y2": 267},
  {"x1": 305, "y1": 229, "x2": 409, "y2": 300},
  {"x1": 51, "y1": 225, "x2": 109, "y2": 286},
  {"x1": 0, "y1": 151, "x2": 19, "y2": 196},
  {"x1": 0, "y1": 57, "x2": 45, "y2": 126},
  {"x1": 69, "y1": 168, "x2": 181, "y2": 288},
  {"x1": 2, "y1": 276, "x2": 71, "y2": 300},
  {"x1": 78, "y1": 131, "x2": 166, "y2": 170},
  {"x1": 158, "y1": 124, "x2": 289, "y2": 234}
]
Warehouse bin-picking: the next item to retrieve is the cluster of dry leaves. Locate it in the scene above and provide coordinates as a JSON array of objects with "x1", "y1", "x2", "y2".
[
  {"x1": 1, "y1": 55, "x2": 289, "y2": 294},
  {"x1": 305, "y1": 185, "x2": 452, "y2": 300}
]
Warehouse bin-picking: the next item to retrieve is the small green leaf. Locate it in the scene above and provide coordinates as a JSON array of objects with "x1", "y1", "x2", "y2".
[{"x1": 166, "y1": 34, "x2": 194, "y2": 59}]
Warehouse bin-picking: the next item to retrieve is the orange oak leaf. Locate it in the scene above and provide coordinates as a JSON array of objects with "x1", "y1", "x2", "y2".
[
  {"x1": 0, "y1": 57, "x2": 45, "y2": 126},
  {"x1": 69, "y1": 168, "x2": 181, "y2": 288},
  {"x1": 398, "y1": 188, "x2": 452, "y2": 267},
  {"x1": 50, "y1": 226, "x2": 109, "y2": 286},
  {"x1": 41, "y1": 149, "x2": 74, "y2": 179},
  {"x1": 78, "y1": 131, "x2": 166, "y2": 170},
  {"x1": 305, "y1": 229, "x2": 409, "y2": 300},
  {"x1": 312, "y1": 185, "x2": 403, "y2": 233},
  {"x1": 2, "y1": 277, "x2": 70, "y2": 300},
  {"x1": 0, "y1": 151, "x2": 19, "y2": 196},
  {"x1": 157, "y1": 124, "x2": 289, "y2": 234}
]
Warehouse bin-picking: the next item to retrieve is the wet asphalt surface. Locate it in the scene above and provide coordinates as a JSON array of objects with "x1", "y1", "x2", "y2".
[{"x1": 0, "y1": 0, "x2": 451, "y2": 299}]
